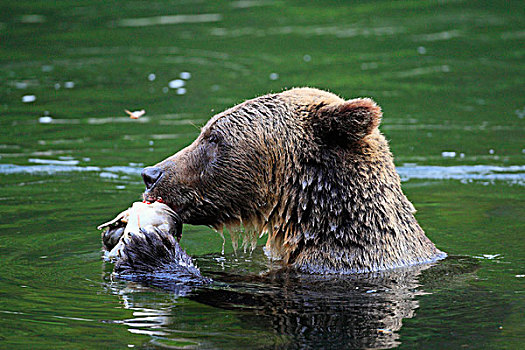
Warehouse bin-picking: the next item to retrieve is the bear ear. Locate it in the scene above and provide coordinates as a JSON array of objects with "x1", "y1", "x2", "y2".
[{"x1": 312, "y1": 98, "x2": 382, "y2": 145}]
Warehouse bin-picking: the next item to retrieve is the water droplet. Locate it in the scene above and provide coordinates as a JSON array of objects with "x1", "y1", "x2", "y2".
[
  {"x1": 38, "y1": 116, "x2": 53, "y2": 124},
  {"x1": 303, "y1": 54, "x2": 311, "y2": 62},
  {"x1": 269, "y1": 72, "x2": 279, "y2": 80},
  {"x1": 441, "y1": 151, "x2": 456, "y2": 158},
  {"x1": 54, "y1": 83, "x2": 61, "y2": 90},
  {"x1": 168, "y1": 79, "x2": 185, "y2": 89},
  {"x1": 180, "y1": 71, "x2": 191, "y2": 80},
  {"x1": 64, "y1": 81, "x2": 75, "y2": 89},
  {"x1": 417, "y1": 46, "x2": 427, "y2": 54},
  {"x1": 489, "y1": 149, "x2": 495, "y2": 154},
  {"x1": 22, "y1": 95, "x2": 36, "y2": 103},
  {"x1": 176, "y1": 87, "x2": 187, "y2": 95},
  {"x1": 147, "y1": 73, "x2": 156, "y2": 81}
]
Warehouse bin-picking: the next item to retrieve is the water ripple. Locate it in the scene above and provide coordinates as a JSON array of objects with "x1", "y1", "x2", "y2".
[
  {"x1": 117, "y1": 14, "x2": 222, "y2": 27},
  {"x1": 0, "y1": 163, "x2": 523, "y2": 185},
  {"x1": 397, "y1": 165, "x2": 525, "y2": 185}
]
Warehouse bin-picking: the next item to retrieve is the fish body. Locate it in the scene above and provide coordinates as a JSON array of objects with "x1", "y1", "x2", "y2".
[
  {"x1": 98, "y1": 201, "x2": 181, "y2": 260},
  {"x1": 98, "y1": 201, "x2": 209, "y2": 285}
]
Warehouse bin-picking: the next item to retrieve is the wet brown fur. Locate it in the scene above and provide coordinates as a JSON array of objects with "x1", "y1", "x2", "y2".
[{"x1": 145, "y1": 88, "x2": 445, "y2": 273}]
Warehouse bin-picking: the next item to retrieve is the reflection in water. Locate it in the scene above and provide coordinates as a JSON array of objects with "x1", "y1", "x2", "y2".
[{"x1": 105, "y1": 249, "x2": 477, "y2": 349}]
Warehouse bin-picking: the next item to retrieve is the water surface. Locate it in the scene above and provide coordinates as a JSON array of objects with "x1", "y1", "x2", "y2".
[{"x1": 1, "y1": 0, "x2": 524, "y2": 349}]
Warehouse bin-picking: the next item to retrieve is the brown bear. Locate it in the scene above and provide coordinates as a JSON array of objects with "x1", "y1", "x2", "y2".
[{"x1": 141, "y1": 87, "x2": 446, "y2": 273}]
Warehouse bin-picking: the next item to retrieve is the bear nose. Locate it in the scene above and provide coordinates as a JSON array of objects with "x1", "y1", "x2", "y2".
[{"x1": 142, "y1": 167, "x2": 163, "y2": 189}]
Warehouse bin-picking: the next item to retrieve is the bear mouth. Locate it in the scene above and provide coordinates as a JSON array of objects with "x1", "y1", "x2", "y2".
[
  {"x1": 142, "y1": 193, "x2": 165, "y2": 205},
  {"x1": 142, "y1": 173, "x2": 166, "y2": 205},
  {"x1": 141, "y1": 194, "x2": 184, "y2": 242},
  {"x1": 142, "y1": 192, "x2": 182, "y2": 217}
]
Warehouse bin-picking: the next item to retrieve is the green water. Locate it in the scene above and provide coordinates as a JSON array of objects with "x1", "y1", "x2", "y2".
[{"x1": 1, "y1": 0, "x2": 524, "y2": 348}]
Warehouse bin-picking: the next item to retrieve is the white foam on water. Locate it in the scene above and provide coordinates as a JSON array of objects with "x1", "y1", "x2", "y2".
[
  {"x1": 441, "y1": 151, "x2": 456, "y2": 158},
  {"x1": 117, "y1": 14, "x2": 222, "y2": 27},
  {"x1": 210, "y1": 25, "x2": 405, "y2": 38},
  {"x1": 179, "y1": 72, "x2": 191, "y2": 80},
  {"x1": 28, "y1": 158, "x2": 79, "y2": 166},
  {"x1": 412, "y1": 30, "x2": 461, "y2": 42},
  {"x1": 0, "y1": 164, "x2": 102, "y2": 175},
  {"x1": 87, "y1": 117, "x2": 150, "y2": 124},
  {"x1": 168, "y1": 79, "x2": 185, "y2": 89},
  {"x1": 38, "y1": 116, "x2": 53, "y2": 124},
  {"x1": 22, "y1": 95, "x2": 36, "y2": 103}
]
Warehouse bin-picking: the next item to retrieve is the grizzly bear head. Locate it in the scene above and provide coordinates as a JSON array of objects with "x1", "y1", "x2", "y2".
[{"x1": 141, "y1": 88, "x2": 444, "y2": 273}]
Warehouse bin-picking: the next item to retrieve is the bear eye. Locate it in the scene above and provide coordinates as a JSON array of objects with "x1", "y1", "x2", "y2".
[{"x1": 208, "y1": 133, "x2": 220, "y2": 145}]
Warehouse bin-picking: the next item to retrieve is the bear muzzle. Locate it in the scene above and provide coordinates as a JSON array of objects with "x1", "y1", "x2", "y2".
[
  {"x1": 141, "y1": 166, "x2": 170, "y2": 206},
  {"x1": 142, "y1": 166, "x2": 164, "y2": 190}
]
